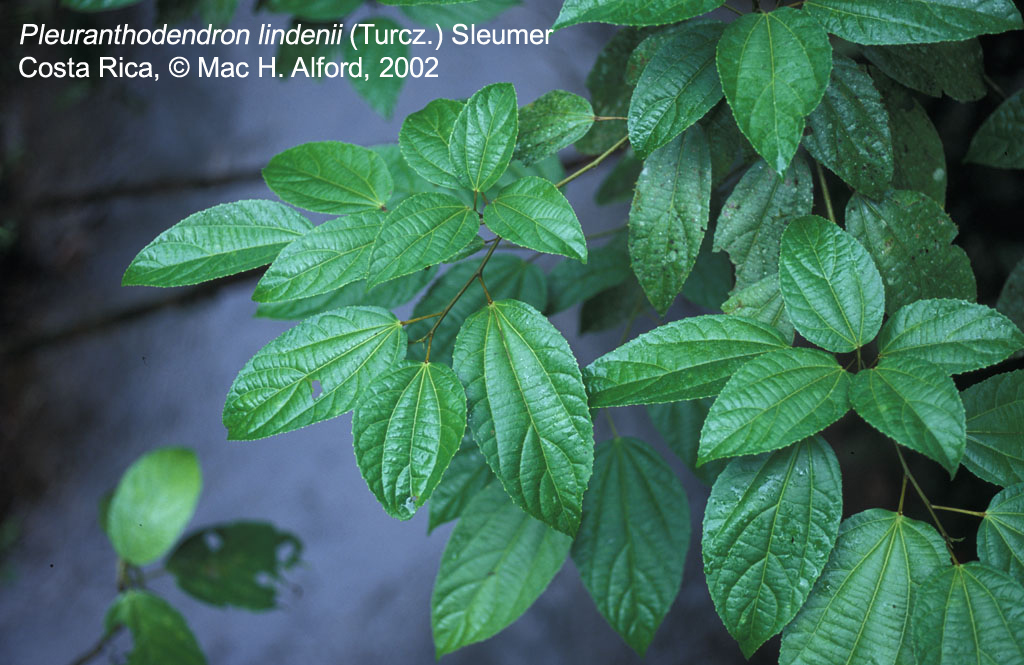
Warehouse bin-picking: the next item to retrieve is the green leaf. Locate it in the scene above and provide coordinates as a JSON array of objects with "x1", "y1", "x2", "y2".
[
  {"x1": 166, "y1": 522, "x2": 302, "y2": 610},
  {"x1": 554, "y1": 0, "x2": 725, "y2": 29},
  {"x1": 703, "y1": 437, "x2": 842, "y2": 658},
  {"x1": 344, "y1": 17, "x2": 407, "y2": 118},
  {"x1": 804, "y1": 0, "x2": 1024, "y2": 45},
  {"x1": 105, "y1": 591, "x2": 206, "y2": 665},
  {"x1": 427, "y1": 437, "x2": 497, "y2": 534},
  {"x1": 804, "y1": 55, "x2": 894, "y2": 196},
  {"x1": 401, "y1": 0, "x2": 520, "y2": 28},
  {"x1": 352, "y1": 362, "x2": 467, "y2": 520},
  {"x1": 580, "y1": 276, "x2": 646, "y2": 334},
  {"x1": 223, "y1": 307, "x2": 406, "y2": 440},
  {"x1": 716, "y1": 8, "x2": 832, "y2": 173},
  {"x1": 779, "y1": 509, "x2": 948, "y2": 665},
  {"x1": 515, "y1": 90, "x2": 594, "y2": 166},
  {"x1": 680, "y1": 238, "x2": 734, "y2": 311},
  {"x1": 122, "y1": 200, "x2": 311, "y2": 288},
  {"x1": 851, "y1": 357, "x2": 966, "y2": 475},
  {"x1": 399, "y1": 98, "x2": 465, "y2": 190},
  {"x1": 584, "y1": 314, "x2": 789, "y2": 407},
  {"x1": 703, "y1": 99, "x2": 758, "y2": 188},
  {"x1": 647, "y1": 399, "x2": 725, "y2": 483},
  {"x1": 450, "y1": 83, "x2": 518, "y2": 192},
  {"x1": 546, "y1": 233, "x2": 631, "y2": 314},
  {"x1": 575, "y1": 29, "x2": 644, "y2": 155},
  {"x1": 722, "y1": 273, "x2": 795, "y2": 343},
  {"x1": 595, "y1": 152, "x2": 643, "y2": 204},
  {"x1": 998, "y1": 256, "x2": 1024, "y2": 333},
  {"x1": 252, "y1": 212, "x2": 380, "y2": 303},
  {"x1": 264, "y1": 0, "x2": 359, "y2": 20},
  {"x1": 846, "y1": 190, "x2": 976, "y2": 315},
  {"x1": 862, "y1": 40, "x2": 986, "y2": 103},
  {"x1": 627, "y1": 125, "x2": 711, "y2": 315},
  {"x1": 911, "y1": 562, "x2": 1024, "y2": 664},
  {"x1": 572, "y1": 438, "x2": 690, "y2": 655},
  {"x1": 961, "y1": 370, "x2": 1024, "y2": 487},
  {"x1": 107, "y1": 447, "x2": 202, "y2": 566},
  {"x1": 453, "y1": 300, "x2": 594, "y2": 535},
  {"x1": 483, "y1": 177, "x2": 587, "y2": 261},
  {"x1": 698, "y1": 348, "x2": 851, "y2": 465},
  {"x1": 627, "y1": 20, "x2": 724, "y2": 158},
  {"x1": 262, "y1": 141, "x2": 392, "y2": 214},
  {"x1": 431, "y1": 483, "x2": 571, "y2": 657},
  {"x1": 367, "y1": 193, "x2": 477, "y2": 287},
  {"x1": 779, "y1": 215, "x2": 885, "y2": 353},
  {"x1": 371, "y1": 143, "x2": 448, "y2": 205},
  {"x1": 407, "y1": 254, "x2": 547, "y2": 364},
  {"x1": 713, "y1": 156, "x2": 814, "y2": 291},
  {"x1": 967, "y1": 89, "x2": 1024, "y2": 170},
  {"x1": 254, "y1": 268, "x2": 435, "y2": 321},
  {"x1": 979, "y1": 483, "x2": 1024, "y2": 582},
  {"x1": 877, "y1": 298, "x2": 1024, "y2": 374},
  {"x1": 62, "y1": 0, "x2": 142, "y2": 10}
]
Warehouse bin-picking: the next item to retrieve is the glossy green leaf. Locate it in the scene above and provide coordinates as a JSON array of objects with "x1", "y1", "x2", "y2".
[
  {"x1": 698, "y1": 348, "x2": 851, "y2": 465},
  {"x1": 352, "y1": 362, "x2": 467, "y2": 520},
  {"x1": 713, "y1": 156, "x2": 814, "y2": 291},
  {"x1": 515, "y1": 90, "x2": 595, "y2": 166},
  {"x1": 255, "y1": 268, "x2": 435, "y2": 321},
  {"x1": 779, "y1": 215, "x2": 885, "y2": 353},
  {"x1": 553, "y1": 0, "x2": 724, "y2": 29},
  {"x1": 878, "y1": 298, "x2": 1024, "y2": 374},
  {"x1": 722, "y1": 274, "x2": 795, "y2": 343},
  {"x1": 572, "y1": 438, "x2": 689, "y2": 655},
  {"x1": 647, "y1": 399, "x2": 725, "y2": 483},
  {"x1": 998, "y1": 256, "x2": 1024, "y2": 333},
  {"x1": 484, "y1": 177, "x2": 587, "y2": 262},
  {"x1": 851, "y1": 357, "x2": 966, "y2": 475},
  {"x1": 399, "y1": 98, "x2": 465, "y2": 190},
  {"x1": 717, "y1": 8, "x2": 832, "y2": 173},
  {"x1": 166, "y1": 522, "x2": 302, "y2": 610},
  {"x1": 961, "y1": 370, "x2": 1024, "y2": 487},
  {"x1": 846, "y1": 190, "x2": 976, "y2": 315},
  {"x1": 427, "y1": 437, "x2": 497, "y2": 534},
  {"x1": 627, "y1": 21, "x2": 724, "y2": 158},
  {"x1": 431, "y1": 483, "x2": 571, "y2": 657},
  {"x1": 370, "y1": 143, "x2": 447, "y2": 205},
  {"x1": 367, "y1": 193, "x2": 477, "y2": 287},
  {"x1": 104, "y1": 591, "x2": 206, "y2": 665},
  {"x1": 450, "y1": 83, "x2": 518, "y2": 192},
  {"x1": 262, "y1": 141, "x2": 392, "y2": 214},
  {"x1": 122, "y1": 200, "x2": 311, "y2": 288},
  {"x1": 345, "y1": 17, "x2": 407, "y2": 118},
  {"x1": 546, "y1": 233, "x2": 631, "y2": 314},
  {"x1": 453, "y1": 299, "x2": 594, "y2": 535},
  {"x1": 401, "y1": 0, "x2": 520, "y2": 28},
  {"x1": 575, "y1": 29, "x2": 643, "y2": 155},
  {"x1": 804, "y1": 0, "x2": 1023, "y2": 44},
  {"x1": 223, "y1": 307, "x2": 406, "y2": 440},
  {"x1": 862, "y1": 40, "x2": 986, "y2": 102},
  {"x1": 584, "y1": 314, "x2": 790, "y2": 408},
  {"x1": 779, "y1": 510, "x2": 948, "y2": 665},
  {"x1": 703, "y1": 437, "x2": 842, "y2": 657},
  {"x1": 966, "y1": 89, "x2": 1024, "y2": 169},
  {"x1": 978, "y1": 483, "x2": 1024, "y2": 582}
]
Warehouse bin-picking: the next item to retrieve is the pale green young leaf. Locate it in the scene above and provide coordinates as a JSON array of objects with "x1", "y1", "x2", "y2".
[
  {"x1": 804, "y1": 0, "x2": 1023, "y2": 44},
  {"x1": 122, "y1": 200, "x2": 312, "y2": 287},
  {"x1": 698, "y1": 348, "x2": 851, "y2": 465},
  {"x1": 998, "y1": 256, "x2": 1024, "y2": 332},
  {"x1": 722, "y1": 273, "x2": 795, "y2": 343},
  {"x1": 107, "y1": 447, "x2": 202, "y2": 566},
  {"x1": 262, "y1": 141, "x2": 392, "y2": 214},
  {"x1": 484, "y1": 176, "x2": 587, "y2": 262},
  {"x1": 104, "y1": 591, "x2": 206, "y2": 665},
  {"x1": 449, "y1": 82, "x2": 518, "y2": 192},
  {"x1": 966, "y1": 89, "x2": 1024, "y2": 169},
  {"x1": 779, "y1": 510, "x2": 948, "y2": 665},
  {"x1": 431, "y1": 484, "x2": 571, "y2": 657},
  {"x1": 399, "y1": 98, "x2": 465, "y2": 190},
  {"x1": 345, "y1": 17, "x2": 407, "y2": 118},
  {"x1": 572, "y1": 438, "x2": 690, "y2": 655},
  {"x1": 716, "y1": 8, "x2": 832, "y2": 173},
  {"x1": 427, "y1": 437, "x2": 497, "y2": 534},
  {"x1": 453, "y1": 299, "x2": 594, "y2": 535},
  {"x1": 647, "y1": 399, "x2": 725, "y2": 484},
  {"x1": 553, "y1": 0, "x2": 725, "y2": 29},
  {"x1": 703, "y1": 437, "x2": 842, "y2": 658},
  {"x1": 255, "y1": 268, "x2": 436, "y2": 321},
  {"x1": 862, "y1": 40, "x2": 986, "y2": 102},
  {"x1": 575, "y1": 29, "x2": 644, "y2": 155},
  {"x1": 978, "y1": 483, "x2": 1024, "y2": 583},
  {"x1": 515, "y1": 90, "x2": 594, "y2": 166},
  {"x1": 583, "y1": 314, "x2": 790, "y2": 408},
  {"x1": 546, "y1": 233, "x2": 631, "y2": 314},
  {"x1": 851, "y1": 357, "x2": 966, "y2": 475},
  {"x1": 961, "y1": 370, "x2": 1024, "y2": 487},
  {"x1": 223, "y1": 307, "x2": 406, "y2": 440}
]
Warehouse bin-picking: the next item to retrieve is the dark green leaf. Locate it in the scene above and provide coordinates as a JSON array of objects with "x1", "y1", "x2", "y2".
[
  {"x1": 804, "y1": 0, "x2": 1023, "y2": 44},
  {"x1": 546, "y1": 233, "x2": 631, "y2": 314},
  {"x1": 998, "y1": 256, "x2": 1024, "y2": 333},
  {"x1": 595, "y1": 152, "x2": 643, "y2": 205},
  {"x1": 978, "y1": 483, "x2": 1024, "y2": 583},
  {"x1": 105, "y1": 591, "x2": 206, "y2": 665},
  {"x1": 427, "y1": 437, "x2": 497, "y2": 533},
  {"x1": 262, "y1": 141, "x2": 392, "y2": 214},
  {"x1": 515, "y1": 90, "x2": 595, "y2": 166},
  {"x1": 254, "y1": 268, "x2": 436, "y2": 320},
  {"x1": 966, "y1": 89, "x2": 1024, "y2": 169},
  {"x1": 450, "y1": 83, "x2": 518, "y2": 192},
  {"x1": 863, "y1": 40, "x2": 986, "y2": 102},
  {"x1": 961, "y1": 370, "x2": 1024, "y2": 487},
  {"x1": 62, "y1": 0, "x2": 142, "y2": 10},
  {"x1": 680, "y1": 238, "x2": 733, "y2": 311},
  {"x1": 647, "y1": 399, "x2": 725, "y2": 483},
  {"x1": 553, "y1": 0, "x2": 725, "y2": 29},
  {"x1": 575, "y1": 29, "x2": 645, "y2": 155},
  {"x1": 579, "y1": 276, "x2": 646, "y2": 334},
  {"x1": 400, "y1": 98, "x2": 466, "y2": 190},
  {"x1": 722, "y1": 273, "x2": 795, "y2": 343},
  {"x1": 484, "y1": 177, "x2": 587, "y2": 261}
]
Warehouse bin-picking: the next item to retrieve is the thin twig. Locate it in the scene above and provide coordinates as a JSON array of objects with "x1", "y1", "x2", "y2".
[
  {"x1": 67, "y1": 626, "x2": 122, "y2": 665},
  {"x1": 898, "y1": 473, "x2": 908, "y2": 514},
  {"x1": 932, "y1": 505, "x2": 987, "y2": 518},
  {"x1": 984, "y1": 74, "x2": 1008, "y2": 99},
  {"x1": 603, "y1": 410, "x2": 620, "y2": 439},
  {"x1": 586, "y1": 225, "x2": 627, "y2": 241},
  {"x1": 400, "y1": 311, "x2": 443, "y2": 327},
  {"x1": 593, "y1": 116, "x2": 628, "y2": 122},
  {"x1": 815, "y1": 160, "x2": 837, "y2": 224},
  {"x1": 893, "y1": 445, "x2": 959, "y2": 563},
  {"x1": 722, "y1": 3, "x2": 744, "y2": 15},
  {"x1": 555, "y1": 135, "x2": 630, "y2": 189}
]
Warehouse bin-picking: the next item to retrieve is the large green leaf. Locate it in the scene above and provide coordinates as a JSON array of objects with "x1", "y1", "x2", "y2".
[
  {"x1": 352, "y1": 362, "x2": 466, "y2": 520},
  {"x1": 703, "y1": 437, "x2": 842, "y2": 657},
  {"x1": 399, "y1": 98, "x2": 465, "y2": 190},
  {"x1": 254, "y1": 268, "x2": 436, "y2": 321},
  {"x1": 862, "y1": 40, "x2": 986, "y2": 102},
  {"x1": 846, "y1": 190, "x2": 976, "y2": 315},
  {"x1": 107, "y1": 447, "x2": 202, "y2": 566},
  {"x1": 877, "y1": 299, "x2": 1024, "y2": 375},
  {"x1": 449, "y1": 83, "x2": 518, "y2": 192},
  {"x1": 716, "y1": 8, "x2": 832, "y2": 173},
  {"x1": 553, "y1": 0, "x2": 724, "y2": 29},
  {"x1": 961, "y1": 370, "x2": 1024, "y2": 487},
  {"x1": 367, "y1": 193, "x2": 477, "y2": 287},
  {"x1": 453, "y1": 299, "x2": 594, "y2": 535},
  {"x1": 583, "y1": 314, "x2": 790, "y2": 408},
  {"x1": 713, "y1": 156, "x2": 814, "y2": 291},
  {"x1": 431, "y1": 483, "x2": 571, "y2": 657},
  {"x1": 966, "y1": 89, "x2": 1024, "y2": 169},
  {"x1": 104, "y1": 591, "x2": 206, "y2": 665},
  {"x1": 629, "y1": 125, "x2": 711, "y2": 314},
  {"x1": 483, "y1": 176, "x2": 587, "y2": 262},
  {"x1": 546, "y1": 233, "x2": 631, "y2": 314},
  {"x1": 911, "y1": 562, "x2": 1024, "y2": 664},
  {"x1": 851, "y1": 357, "x2": 966, "y2": 475},
  {"x1": 344, "y1": 17, "x2": 407, "y2": 118},
  {"x1": 978, "y1": 483, "x2": 1024, "y2": 583},
  {"x1": 515, "y1": 90, "x2": 594, "y2": 166},
  {"x1": 370, "y1": 143, "x2": 447, "y2": 206},
  {"x1": 779, "y1": 215, "x2": 885, "y2": 353},
  {"x1": 647, "y1": 399, "x2": 724, "y2": 484},
  {"x1": 575, "y1": 29, "x2": 644, "y2": 155},
  {"x1": 572, "y1": 438, "x2": 689, "y2": 655},
  {"x1": 627, "y1": 20, "x2": 724, "y2": 157},
  {"x1": 804, "y1": 0, "x2": 1023, "y2": 44},
  {"x1": 262, "y1": 141, "x2": 392, "y2": 214},
  {"x1": 223, "y1": 307, "x2": 406, "y2": 440},
  {"x1": 698, "y1": 348, "x2": 851, "y2": 465},
  {"x1": 779, "y1": 510, "x2": 949, "y2": 665},
  {"x1": 122, "y1": 200, "x2": 311, "y2": 287},
  {"x1": 722, "y1": 273, "x2": 795, "y2": 343},
  {"x1": 166, "y1": 521, "x2": 302, "y2": 610},
  {"x1": 804, "y1": 55, "x2": 894, "y2": 196},
  {"x1": 427, "y1": 437, "x2": 497, "y2": 533}
]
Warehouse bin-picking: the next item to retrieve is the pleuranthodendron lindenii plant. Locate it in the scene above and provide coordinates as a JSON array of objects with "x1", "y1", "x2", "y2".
[{"x1": 122, "y1": 0, "x2": 1024, "y2": 661}]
